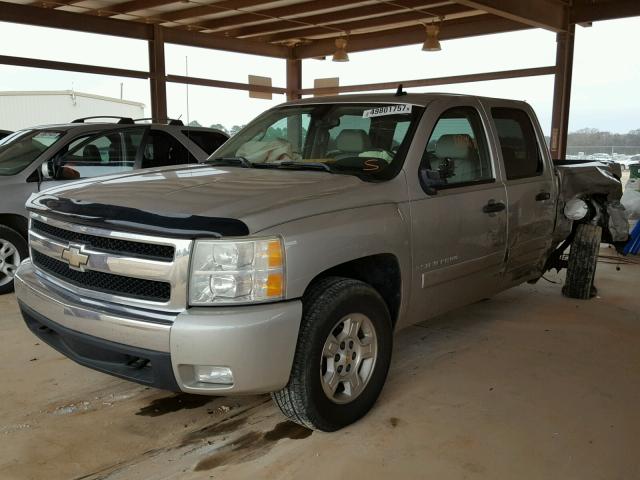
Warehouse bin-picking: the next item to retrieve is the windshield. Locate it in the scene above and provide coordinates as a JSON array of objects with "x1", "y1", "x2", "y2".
[
  {"x1": 209, "y1": 103, "x2": 423, "y2": 180},
  {"x1": 0, "y1": 129, "x2": 64, "y2": 176}
]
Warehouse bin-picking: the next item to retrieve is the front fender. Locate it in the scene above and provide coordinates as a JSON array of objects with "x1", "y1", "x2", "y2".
[{"x1": 257, "y1": 203, "x2": 412, "y2": 313}]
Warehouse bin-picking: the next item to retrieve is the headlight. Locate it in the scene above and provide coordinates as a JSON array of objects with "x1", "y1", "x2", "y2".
[
  {"x1": 189, "y1": 237, "x2": 284, "y2": 305},
  {"x1": 564, "y1": 198, "x2": 589, "y2": 221}
]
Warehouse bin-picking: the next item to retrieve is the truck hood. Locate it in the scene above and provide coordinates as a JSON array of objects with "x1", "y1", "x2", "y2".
[{"x1": 29, "y1": 164, "x2": 400, "y2": 236}]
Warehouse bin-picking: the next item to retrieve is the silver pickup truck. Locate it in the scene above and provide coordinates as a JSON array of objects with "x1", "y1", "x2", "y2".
[{"x1": 14, "y1": 93, "x2": 626, "y2": 431}]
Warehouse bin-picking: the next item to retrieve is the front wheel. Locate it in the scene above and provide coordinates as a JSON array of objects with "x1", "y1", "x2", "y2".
[
  {"x1": 562, "y1": 223, "x2": 602, "y2": 299},
  {"x1": 272, "y1": 277, "x2": 393, "y2": 431},
  {"x1": 0, "y1": 225, "x2": 27, "y2": 295}
]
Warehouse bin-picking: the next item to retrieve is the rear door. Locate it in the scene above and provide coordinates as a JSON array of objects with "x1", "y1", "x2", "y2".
[
  {"x1": 484, "y1": 101, "x2": 556, "y2": 284},
  {"x1": 408, "y1": 98, "x2": 508, "y2": 319}
]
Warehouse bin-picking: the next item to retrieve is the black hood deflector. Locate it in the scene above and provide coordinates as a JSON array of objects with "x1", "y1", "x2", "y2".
[{"x1": 27, "y1": 194, "x2": 249, "y2": 238}]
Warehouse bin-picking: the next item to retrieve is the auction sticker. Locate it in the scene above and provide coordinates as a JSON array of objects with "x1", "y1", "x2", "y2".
[{"x1": 363, "y1": 104, "x2": 412, "y2": 118}]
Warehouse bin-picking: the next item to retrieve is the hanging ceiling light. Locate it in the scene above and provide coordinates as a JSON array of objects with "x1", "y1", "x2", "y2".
[
  {"x1": 332, "y1": 38, "x2": 349, "y2": 62},
  {"x1": 422, "y1": 23, "x2": 442, "y2": 52}
]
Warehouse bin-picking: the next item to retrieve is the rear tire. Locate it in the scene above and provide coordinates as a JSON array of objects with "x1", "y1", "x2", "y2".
[
  {"x1": 562, "y1": 223, "x2": 602, "y2": 300},
  {"x1": 272, "y1": 277, "x2": 393, "y2": 431},
  {"x1": 0, "y1": 225, "x2": 27, "y2": 295}
]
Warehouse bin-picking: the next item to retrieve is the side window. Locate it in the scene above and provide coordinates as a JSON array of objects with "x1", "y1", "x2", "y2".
[
  {"x1": 491, "y1": 108, "x2": 542, "y2": 180},
  {"x1": 182, "y1": 130, "x2": 227, "y2": 154},
  {"x1": 420, "y1": 107, "x2": 493, "y2": 189},
  {"x1": 142, "y1": 130, "x2": 195, "y2": 168},
  {"x1": 56, "y1": 130, "x2": 141, "y2": 179}
]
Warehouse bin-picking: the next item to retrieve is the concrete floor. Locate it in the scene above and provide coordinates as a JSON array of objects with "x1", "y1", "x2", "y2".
[{"x1": 1, "y1": 251, "x2": 639, "y2": 480}]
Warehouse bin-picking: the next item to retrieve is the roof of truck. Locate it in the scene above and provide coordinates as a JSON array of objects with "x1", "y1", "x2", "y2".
[{"x1": 282, "y1": 92, "x2": 531, "y2": 108}]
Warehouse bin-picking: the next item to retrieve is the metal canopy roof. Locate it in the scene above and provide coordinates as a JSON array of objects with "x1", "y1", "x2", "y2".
[{"x1": 1, "y1": 0, "x2": 638, "y2": 59}]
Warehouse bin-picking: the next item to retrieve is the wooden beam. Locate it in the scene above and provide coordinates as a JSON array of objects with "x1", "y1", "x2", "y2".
[
  {"x1": 571, "y1": 0, "x2": 640, "y2": 23},
  {"x1": 182, "y1": 0, "x2": 376, "y2": 29},
  {"x1": 0, "y1": 1, "x2": 288, "y2": 58},
  {"x1": 0, "y1": 54, "x2": 149, "y2": 78},
  {"x1": 286, "y1": 58, "x2": 302, "y2": 101},
  {"x1": 550, "y1": 24, "x2": 575, "y2": 160},
  {"x1": 453, "y1": 0, "x2": 568, "y2": 31},
  {"x1": 29, "y1": 0, "x2": 85, "y2": 8},
  {"x1": 293, "y1": 14, "x2": 528, "y2": 58},
  {"x1": 247, "y1": 5, "x2": 476, "y2": 42},
  {"x1": 154, "y1": 0, "x2": 298, "y2": 23},
  {"x1": 0, "y1": 0, "x2": 153, "y2": 39},
  {"x1": 163, "y1": 28, "x2": 289, "y2": 58},
  {"x1": 148, "y1": 25, "x2": 167, "y2": 122},
  {"x1": 296, "y1": 66, "x2": 556, "y2": 95},
  {"x1": 232, "y1": 4, "x2": 471, "y2": 39},
  {"x1": 92, "y1": 0, "x2": 273, "y2": 18},
  {"x1": 166, "y1": 74, "x2": 287, "y2": 94},
  {"x1": 90, "y1": 0, "x2": 181, "y2": 16}
]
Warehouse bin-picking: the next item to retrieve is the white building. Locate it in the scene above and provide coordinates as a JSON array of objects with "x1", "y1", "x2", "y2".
[{"x1": 0, "y1": 90, "x2": 145, "y2": 131}]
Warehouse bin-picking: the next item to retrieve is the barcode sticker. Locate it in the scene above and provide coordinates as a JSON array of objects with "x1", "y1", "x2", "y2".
[{"x1": 363, "y1": 104, "x2": 412, "y2": 118}]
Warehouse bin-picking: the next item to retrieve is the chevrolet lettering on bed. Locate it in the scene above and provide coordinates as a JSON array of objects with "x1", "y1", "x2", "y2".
[{"x1": 15, "y1": 93, "x2": 628, "y2": 432}]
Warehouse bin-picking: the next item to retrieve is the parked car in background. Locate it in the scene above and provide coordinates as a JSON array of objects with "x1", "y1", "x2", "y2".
[
  {"x1": 14, "y1": 94, "x2": 626, "y2": 431},
  {"x1": 0, "y1": 117, "x2": 228, "y2": 293},
  {"x1": 0, "y1": 130, "x2": 12, "y2": 140}
]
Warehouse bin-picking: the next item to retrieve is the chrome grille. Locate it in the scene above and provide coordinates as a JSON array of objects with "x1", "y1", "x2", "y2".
[
  {"x1": 28, "y1": 213, "x2": 192, "y2": 312},
  {"x1": 32, "y1": 220, "x2": 175, "y2": 261},
  {"x1": 32, "y1": 251, "x2": 171, "y2": 302}
]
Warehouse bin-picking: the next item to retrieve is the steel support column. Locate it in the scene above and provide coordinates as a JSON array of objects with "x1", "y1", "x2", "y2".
[
  {"x1": 550, "y1": 24, "x2": 575, "y2": 160},
  {"x1": 286, "y1": 58, "x2": 302, "y2": 101},
  {"x1": 148, "y1": 25, "x2": 167, "y2": 123}
]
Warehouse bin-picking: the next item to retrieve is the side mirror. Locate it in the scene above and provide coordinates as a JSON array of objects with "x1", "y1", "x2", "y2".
[{"x1": 55, "y1": 165, "x2": 81, "y2": 181}]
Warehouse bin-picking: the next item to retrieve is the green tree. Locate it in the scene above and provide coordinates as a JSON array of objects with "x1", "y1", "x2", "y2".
[
  {"x1": 188, "y1": 120, "x2": 202, "y2": 127},
  {"x1": 209, "y1": 123, "x2": 228, "y2": 134},
  {"x1": 229, "y1": 125, "x2": 245, "y2": 136}
]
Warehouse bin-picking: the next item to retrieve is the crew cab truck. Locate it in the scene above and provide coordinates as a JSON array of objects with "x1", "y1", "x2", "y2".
[{"x1": 14, "y1": 94, "x2": 626, "y2": 432}]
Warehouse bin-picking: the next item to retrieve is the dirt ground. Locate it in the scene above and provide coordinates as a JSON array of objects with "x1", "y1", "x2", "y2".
[{"x1": 1, "y1": 250, "x2": 639, "y2": 480}]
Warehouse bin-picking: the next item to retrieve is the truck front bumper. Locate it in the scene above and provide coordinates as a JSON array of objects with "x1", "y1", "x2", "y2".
[{"x1": 15, "y1": 260, "x2": 302, "y2": 395}]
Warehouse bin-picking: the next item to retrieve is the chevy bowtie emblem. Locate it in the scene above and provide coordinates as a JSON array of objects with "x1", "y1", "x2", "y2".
[{"x1": 61, "y1": 243, "x2": 89, "y2": 271}]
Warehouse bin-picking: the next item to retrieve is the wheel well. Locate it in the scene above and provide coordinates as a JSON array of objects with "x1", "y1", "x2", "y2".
[
  {"x1": 0, "y1": 214, "x2": 28, "y2": 239},
  {"x1": 304, "y1": 254, "x2": 402, "y2": 326}
]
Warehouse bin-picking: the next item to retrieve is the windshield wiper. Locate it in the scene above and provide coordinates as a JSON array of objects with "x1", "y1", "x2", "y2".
[
  {"x1": 271, "y1": 161, "x2": 333, "y2": 173},
  {"x1": 207, "y1": 156, "x2": 253, "y2": 168}
]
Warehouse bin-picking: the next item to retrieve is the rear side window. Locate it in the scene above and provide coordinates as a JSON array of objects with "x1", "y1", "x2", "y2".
[
  {"x1": 182, "y1": 130, "x2": 228, "y2": 155},
  {"x1": 143, "y1": 130, "x2": 194, "y2": 168},
  {"x1": 491, "y1": 108, "x2": 542, "y2": 180}
]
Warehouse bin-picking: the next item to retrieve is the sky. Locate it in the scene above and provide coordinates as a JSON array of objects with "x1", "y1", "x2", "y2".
[{"x1": 0, "y1": 15, "x2": 638, "y2": 134}]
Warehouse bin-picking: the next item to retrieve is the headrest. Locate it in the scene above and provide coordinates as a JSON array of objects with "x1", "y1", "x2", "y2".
[
  {"x1": 83, "y1": 144, "x2": 101, "y2": 163},
  {"x1": 336, "y1": 129, "x2": 371, "y2": 152},
  {"x1": 435, "y1": 134, "x2": 474, "y2": 159}
]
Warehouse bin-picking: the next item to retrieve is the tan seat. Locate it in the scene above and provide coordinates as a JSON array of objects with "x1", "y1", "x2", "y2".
[
  {"x1": 434, "y1": 134, "x2": 481, "y2": 183},
  {"x1": 334, "y1": 129, "x2": 371, "y2": 156}
]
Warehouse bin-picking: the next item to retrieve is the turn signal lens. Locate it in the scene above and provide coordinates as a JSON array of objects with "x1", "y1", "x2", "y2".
[
  {"x1": 267, "y1": 240, "x2": 283, "y2": 268},
  {"x1": 266, "y1": 272, "x2": 284, "y2": 298}
]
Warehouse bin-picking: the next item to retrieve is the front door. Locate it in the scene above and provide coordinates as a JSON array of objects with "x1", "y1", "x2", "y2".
[{"x1": 408, "y1": 101, "x2": 508, "y2": 321}]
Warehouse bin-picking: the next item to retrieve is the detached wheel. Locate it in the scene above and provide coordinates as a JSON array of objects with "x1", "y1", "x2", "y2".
[
  {"x1": 273, "y1": 277, "x2": 392, "y2": 431},
  {"x1": 563, "y1": 223, "x2": 602, "y2": 300},
  {"x1": 0, "y1": 225, "x2": 27, "y2": 295}
]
